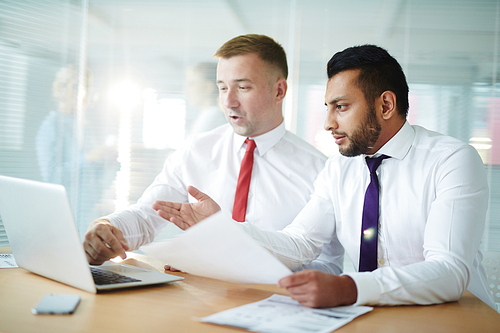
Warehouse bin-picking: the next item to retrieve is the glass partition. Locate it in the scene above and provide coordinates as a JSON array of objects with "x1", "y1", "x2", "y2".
[{"x1": 0, "y1": 0, "x2": 498, "y2": 252}]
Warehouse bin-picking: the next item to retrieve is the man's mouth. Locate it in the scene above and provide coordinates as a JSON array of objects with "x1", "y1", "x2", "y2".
[
  {"x1": 333, "y1": 133, "x2": 346, "y2": 145},
  {"x1": 227, "y1": 111, "x2": 243, "y2": 121},
  {"x1": 227, "y1": 113, "x2": 244, "y2": 125}
]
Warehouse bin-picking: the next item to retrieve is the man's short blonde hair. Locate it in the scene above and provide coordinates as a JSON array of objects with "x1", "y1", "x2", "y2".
[{"x1": 214, "y1": 34, "x2": 288, "y2": 79}]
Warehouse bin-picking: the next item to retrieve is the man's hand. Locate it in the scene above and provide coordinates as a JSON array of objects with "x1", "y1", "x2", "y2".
[
  {"x1": 152, "y1": 185, "x2": 221, "y2": 230},
  {"x1": 164, "y1": 264, "x2": 182, "y2": 272},
  {"x1": 83, "y1": 218, "x2": 129, "y2": 265},
  {"x1": 278, "y1": 270, "x2": 358, "y2": 308}
]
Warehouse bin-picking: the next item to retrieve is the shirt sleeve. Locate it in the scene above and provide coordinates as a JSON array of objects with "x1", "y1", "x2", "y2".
[
  {"x1": 347, "y1": 145, "x2": 489, "y2": 306},
  {"x1": 299, "y1": 237, "x2": 344, "y2": 275},
  {"x1": 105, "y1": 147, "x2": 190, "y2": 250},
  {"x1": 237, "y1": 167, "x2": 344, "y2": 273}
]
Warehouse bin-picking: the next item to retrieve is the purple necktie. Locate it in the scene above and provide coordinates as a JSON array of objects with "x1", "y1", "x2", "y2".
[{"x1": 359, "y1": 155, "x2": 390, "y2": 272}]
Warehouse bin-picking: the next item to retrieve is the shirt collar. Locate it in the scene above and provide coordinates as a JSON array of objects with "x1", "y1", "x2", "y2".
[
  {"x1": 233, "y1": 121, "x2": 286, "y2": 156},
  {"x1": 368, "y1": 121, "x2": 414, "y2": 160}
]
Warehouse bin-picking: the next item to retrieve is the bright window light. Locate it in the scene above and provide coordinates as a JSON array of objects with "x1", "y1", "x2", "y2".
[
  {"x1": 110, "y1": 80, "x2": 141, "y2": 212},
  {"x1": 142, "y1": 88, "x2": 186, "y2": 150},
  {"x1": 109, "y1": 81, "x2": 141, "y2": 109}
]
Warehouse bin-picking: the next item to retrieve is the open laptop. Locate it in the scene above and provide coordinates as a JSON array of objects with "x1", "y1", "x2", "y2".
[{"x1": 0, "y1": 175, "x2": 183, "y2": 293}]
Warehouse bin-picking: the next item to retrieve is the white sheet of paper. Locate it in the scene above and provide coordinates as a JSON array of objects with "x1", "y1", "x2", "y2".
[
  {"x1": 0, "y1": 254, "x2": 18, "y2": 268},
  {"x1": 141, "y1": 211, "x2": 292, "y2": 284},
  {"x1": 200, "y1": 294, "x2": 373, "y2": 333}
]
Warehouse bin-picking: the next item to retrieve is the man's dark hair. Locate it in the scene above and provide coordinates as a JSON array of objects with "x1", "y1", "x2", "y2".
[{"x1": 327, "y1": 45, "x2": 409, "y2": 117}]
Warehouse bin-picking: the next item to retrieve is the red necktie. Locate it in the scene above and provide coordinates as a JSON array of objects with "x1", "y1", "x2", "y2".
[{"x1": 232, "y1": 138, "x2": 256, "y2": 222}]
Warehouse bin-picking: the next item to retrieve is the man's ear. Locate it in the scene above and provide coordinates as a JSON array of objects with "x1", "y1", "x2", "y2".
[
  {"x1": 275, "y1": 78, "x2": 287, "y2": 102},
  {"x1": 380, "y1": 90, "x2": 397, "y2": 120}
]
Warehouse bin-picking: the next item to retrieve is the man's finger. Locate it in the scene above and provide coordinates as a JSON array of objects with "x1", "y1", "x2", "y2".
[
  {"x1": 152, "y1": 200, "x2": 181, "y2": 213},
  {"x1": 156, "y1": 208, "x2": 173, "y2": 221},
  {"x1": 84, "y1": 242, "x2": 100, "y2": 262},
  {"x1": 278, "y1": 271, "x2": 311, "y2": 288},
  {"x1": 164, "y1": 264, "x2": 182, "y2": 272},
  {"x1": 111, "y1": 228, "x2": 129, "y2": 256},
  {"x1": 187, "y1": 185, "x2": 207, "y2": 202},
  {"x1": 99, "y1": 229, "x2": 128, "y2": 260},
  {"x1": 152, "y1": 201, "x2": 187, "y2": 223},
  {"x1": 170, "y1": 216, "x2": 192, "y2": 230},
  {"x1": 84, "y1": 231, "x2": 112, "y2": 260},
  {"x1": 85, "y1": 250, "x2": 106, "y2": 266},
  {"x1": 86, "y1": 239, "x2": 114, "y2": 265}
]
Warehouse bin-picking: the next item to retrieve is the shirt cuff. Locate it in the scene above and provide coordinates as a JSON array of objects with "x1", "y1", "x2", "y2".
[
  {"x1": 343, "y1": 272, "x2": 380, "y2": 306},
  {"x1": 103, "y1": 212, "x2": 122, "y2": 227}
]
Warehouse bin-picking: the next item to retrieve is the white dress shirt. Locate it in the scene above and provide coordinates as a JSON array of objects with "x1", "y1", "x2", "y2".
[
  {"x1": 239, "y1": 121, "x2": 495, "y2": 308},
  {"x1": 106, "y1": 122, "x2": 344, "y2": 274}
]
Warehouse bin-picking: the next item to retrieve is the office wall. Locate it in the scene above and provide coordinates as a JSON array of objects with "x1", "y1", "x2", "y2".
[{"x1": 0, "y1": 0, "x2": 499, "y2": 252}]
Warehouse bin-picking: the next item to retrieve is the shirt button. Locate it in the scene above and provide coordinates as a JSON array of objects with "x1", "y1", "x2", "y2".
[{"x1": 379, "y1": 259, "x2": 385, "y2": 265}]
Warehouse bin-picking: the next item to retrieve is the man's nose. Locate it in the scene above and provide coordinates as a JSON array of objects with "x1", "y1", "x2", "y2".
[
  {"x1": 222, "y1": 88, "x2": 239, "y2": 109},
  {"x1": 324, "y1": 110, "x2": 338, "y2": 131}
]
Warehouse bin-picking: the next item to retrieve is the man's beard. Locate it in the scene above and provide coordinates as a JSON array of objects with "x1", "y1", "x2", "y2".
[{"x1": 338, "y1": 106, "x2": 381, "y2": 157}]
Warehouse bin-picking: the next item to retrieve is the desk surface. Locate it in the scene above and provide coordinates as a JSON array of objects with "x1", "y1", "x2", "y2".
[{"x1": 1, "y1": 247, "x2": 499, "y2": 333}]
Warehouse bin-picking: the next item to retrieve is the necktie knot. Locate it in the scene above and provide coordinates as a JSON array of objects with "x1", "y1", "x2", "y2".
[
  {"x1": 365, "y1": 154, "x2": 389, "y2": 174},
  {"x1": 245, "y1": 138, "x2": 256, "y2": 154}
]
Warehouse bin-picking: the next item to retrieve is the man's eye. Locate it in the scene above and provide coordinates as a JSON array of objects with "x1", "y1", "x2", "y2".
[
  {"x1": 336, "y1": 104, "x2": 347, "y2": 111},
  {"x1": 218, "y1": 86, "x2": 227, "y2": 91}
]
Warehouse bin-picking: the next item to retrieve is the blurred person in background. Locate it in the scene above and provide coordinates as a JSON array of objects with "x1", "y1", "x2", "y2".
[
  {"x1": 185, "y1": 61, "x2": 226, "y2": 136},
  {"x1": 36, "y1": 64, "x2": 117, "y2": 235}
]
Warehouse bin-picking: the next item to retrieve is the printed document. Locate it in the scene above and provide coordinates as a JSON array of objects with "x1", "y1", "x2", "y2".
[{"x1": 200, "y1": 294, "x2": 373, "y2": 333}]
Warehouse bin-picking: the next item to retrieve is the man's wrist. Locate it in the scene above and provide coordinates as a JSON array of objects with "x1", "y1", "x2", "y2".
[
  {"x1": 338, "y1": 275, "x2": 358, "y2": 305},
  {"x1": 342, "y1": 272, "x2": 380, "y2": 306}
]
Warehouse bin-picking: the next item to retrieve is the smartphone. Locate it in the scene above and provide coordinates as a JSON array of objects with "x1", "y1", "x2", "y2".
[{"x1": 31, "y1": 294, "x2": 81, "y2": 315}]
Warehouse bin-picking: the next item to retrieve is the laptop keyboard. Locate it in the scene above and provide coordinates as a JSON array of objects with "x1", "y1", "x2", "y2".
[{"x1": 90, "y1": 266, "x2": 142, "y2": 285}]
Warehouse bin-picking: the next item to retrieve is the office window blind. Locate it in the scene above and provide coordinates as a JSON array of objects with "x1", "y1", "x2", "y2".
[
  {"x1": 0, "y1": 42, "x2": 29, "y2": 247},
  {"x1": 0, "y1": 217, "x2": 7, "y2": 247},
  {"x1": 0, "y1": 0, "x2": 83, "y2": 245}
]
